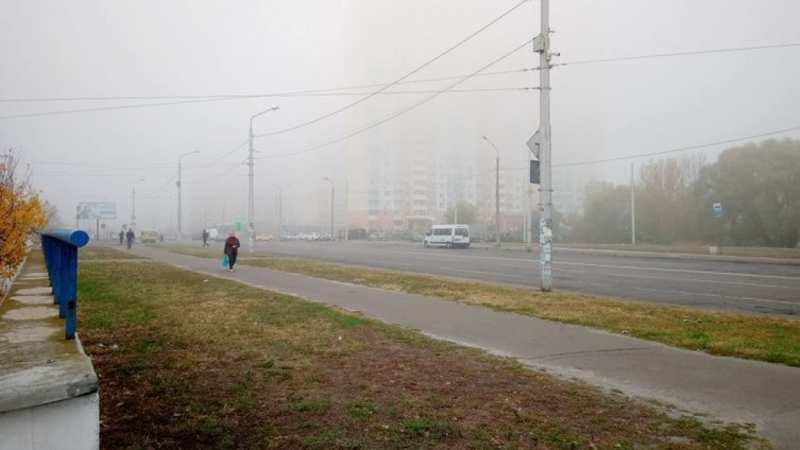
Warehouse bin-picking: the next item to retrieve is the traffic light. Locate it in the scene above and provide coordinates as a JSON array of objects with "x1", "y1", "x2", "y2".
[{"x1": 530, "y1": 160, "x2": 540, "y2": 184}]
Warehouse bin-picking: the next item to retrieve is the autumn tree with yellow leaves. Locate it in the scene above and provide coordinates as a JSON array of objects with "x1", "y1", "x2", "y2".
[{"x1": 0, "y1": 149, "x2": 47, "y2": 279}]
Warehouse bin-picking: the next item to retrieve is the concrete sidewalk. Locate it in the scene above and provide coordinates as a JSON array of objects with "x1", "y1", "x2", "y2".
[{"x1": 129, "y1": 245, "x2": 799, "y2": 449}]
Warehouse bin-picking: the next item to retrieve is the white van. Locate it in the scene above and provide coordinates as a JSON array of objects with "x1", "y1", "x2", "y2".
[{"x1": 424, "y1": 224, "x2": 470, "y2": 249}]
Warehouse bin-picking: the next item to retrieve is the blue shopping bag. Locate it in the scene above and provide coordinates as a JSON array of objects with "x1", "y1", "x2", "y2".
[{"x1": 220, "y1": 254, "x2": 229, "y2": 269}]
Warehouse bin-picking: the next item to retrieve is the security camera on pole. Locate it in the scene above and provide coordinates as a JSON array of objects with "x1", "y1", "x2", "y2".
[{"x1": 527, "y1": 0, "x2": 554, "y2": 292}]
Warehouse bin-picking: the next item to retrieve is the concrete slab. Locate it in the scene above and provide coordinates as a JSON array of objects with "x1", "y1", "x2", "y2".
[
  {"x1": 9, "y1": 295, "x2": 53, "y2": 306},
  {"x1": 0, "y1": 326, "x2": 57, "y2": 344},
  {"x1": 13, "y1": 287, "x2": 52, "y2": 296},
  {"x1": 3, "y1": 307, "x2": 58, "y2": 321},
  {"x1": 131, "y1": 245, "x2": 800, "y2": 449}
]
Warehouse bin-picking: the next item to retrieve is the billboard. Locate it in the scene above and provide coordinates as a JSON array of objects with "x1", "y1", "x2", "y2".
[{"x1": 77, "y1": 202, "x2": 117, "y2": 220}]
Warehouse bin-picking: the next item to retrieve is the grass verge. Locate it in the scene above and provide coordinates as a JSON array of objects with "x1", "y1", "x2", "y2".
[
  {"x1": 78, "y1": 260, "x2": 763, "y2": 449},
  {"x1": 161, "y1": 245, "x2": 800, "y2": 367},
  {"x1": 80, "y1": 244, "x2": 146, "y2": 260}
]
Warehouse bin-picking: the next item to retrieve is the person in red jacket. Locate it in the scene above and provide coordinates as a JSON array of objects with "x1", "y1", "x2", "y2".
[{"x1": 223, "y1": 231, "x2": 241, "y2": 272}]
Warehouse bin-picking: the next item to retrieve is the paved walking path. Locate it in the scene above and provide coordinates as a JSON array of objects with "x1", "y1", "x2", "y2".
[{"x1": 126, "y1": 246, "x2": 800, "y2": 449}]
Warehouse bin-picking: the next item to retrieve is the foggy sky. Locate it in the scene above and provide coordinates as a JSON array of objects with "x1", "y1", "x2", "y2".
[{"x1": 1, "y1": 0, "x2": 799, "y2": 231}]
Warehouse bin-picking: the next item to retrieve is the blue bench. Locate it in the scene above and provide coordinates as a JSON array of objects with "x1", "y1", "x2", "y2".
[{"x1": 40, "y1": 229, "x2": 90, "y2": 340}]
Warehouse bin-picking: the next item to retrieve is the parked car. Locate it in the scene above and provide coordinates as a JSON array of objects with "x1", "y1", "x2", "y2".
[
  {"x1": 423, "y1": 224, "x2": 470, "y2": 249},
  {"x1": 255, "y1": 233, "x2": 274, "y2": 242},
  {"x1": 140, "y1": 230, "x2": 160, "y2": 244}
]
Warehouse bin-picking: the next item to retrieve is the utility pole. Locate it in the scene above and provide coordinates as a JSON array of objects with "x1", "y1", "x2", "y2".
[
  {"x1": 248, "y1": 106, "x2": 279, "y2": 253},
  {"x1": 344, "y1": 178, "x2": 350, "y2": 241},
  {"x1": 273, "y1": 184, "x2": 283, "y2": 238},
  {"x1": 536, "y1": 0, "x2": 553, "y2": 291},
  {"x1": 482, "y1": 136, "x2": 501, "y2": 248},
  {"x1": 323, "y1": 177, "x2": 335, "y2": 240},
  {"x1": 248, "y1": 121, "x2": 255, "y2": 252},
  {"x1": 630, "y1": 163, "x2": 637, "y2": 245},
  {"x1": 526, "y1": 184, "x2": 533, "y2": 251},
  {"x1": 177, "y1": 150, "x2": 199, "y2": 241},
  {"x1": 177, "y1": 159, "x2": 182, "y2": 239},
  {"x1": 131, "y1": 186, "x2": 136, "y2": 230},
  {"x1": 495, "y1": 151, "x2": 500, "y2": 248}
]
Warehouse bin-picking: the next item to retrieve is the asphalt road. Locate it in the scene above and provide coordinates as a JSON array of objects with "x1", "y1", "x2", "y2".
[{"x1": 251, "y1": 240, "x2": 800, "y2": 316}]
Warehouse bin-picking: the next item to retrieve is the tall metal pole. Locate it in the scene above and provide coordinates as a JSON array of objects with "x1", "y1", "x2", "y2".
[
  {"x1": 274, "y1": 185, "x2": 283, "y2": 238},
  {"x1": 495, "y1": 154, "x2": 501, "y2": 248},
  {"x1": 482, "y1": 136, "x2": 502, "y2": 248},
  {"x1": 330, "y1": 184, "x2": 335, "y2": 240},
  {"x1": 177, "y1": 151, "x2": 199, "y2": 242},
  {"x1": 631, "y1": 163, "x2": 637, "y2": 245},
  {"x1": 177, "y1": 158, "x2": 182, "y2": 240},
  {"x1": 247, "y1": 106, "x2": 279, "y2": 253},
  {"x1": 323, "y1": 177, "x2": 335, "y2": 240},
  {"x1": 526, "y1": 185, "x2": 533, "y2": 251},
  {"x1": 537, "y1": 0, "x2": 553, "y2": 291},
  {"x1": 344, "y1": 178, "x2": 350, "y2": 241},
  {"x1": 131, "y1": 186, "x2": 136, "y2": 229},
  {"x1": 248, "y1": 119, "x2": 255, "y2": 253}
]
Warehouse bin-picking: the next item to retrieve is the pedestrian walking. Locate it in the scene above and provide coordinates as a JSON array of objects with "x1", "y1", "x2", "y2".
[
  {"x1": 126, "y1": 229, "x2": 135, "y2": 249},
  {"x1": 202, "y1": 229, "x2": 209, "y2": 248},
  {"x1": 223, "y1": 231, "x2": 240, "y2": 271},
  {"x1": 119, "y1": 230, "x2": 124, "y2": 246}
]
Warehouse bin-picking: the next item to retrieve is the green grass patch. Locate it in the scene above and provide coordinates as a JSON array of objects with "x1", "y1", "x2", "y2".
[
  {"x1": 77, "y1": 260, "x2": 766, "y2": 449},
  {"x1": 79, "y1": 245, "x2": 146, "y2": 260}
]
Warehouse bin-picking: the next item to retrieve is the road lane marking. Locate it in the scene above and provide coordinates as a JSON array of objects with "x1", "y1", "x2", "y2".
[{"x1": 278, "y1": 246, "x2": 800, "y2": 283}]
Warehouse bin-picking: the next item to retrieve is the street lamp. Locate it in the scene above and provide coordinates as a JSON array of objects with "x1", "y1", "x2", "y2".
[
  {"x1": 322, "y1": 177, "x2": 335, "y2": 240},
  {"x1": 273, "y1": 184, "x2": 283, "y2": 239},
  {"x1": 131, "y1": 177, "x2": 145, "y2": 230},
  {"x1": 248, "y1": 105, "x2": 280, "y2": 253},
  {"x1": 177, "y1": 150, "x2": 200, "y2": 241},
  {"x1": 482, "y1": 136, "x2": 501, "y2": 248}
]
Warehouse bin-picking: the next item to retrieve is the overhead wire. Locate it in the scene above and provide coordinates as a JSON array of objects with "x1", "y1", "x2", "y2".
[
  {"x1": 558, "y1": 42, "x2": 800, "y2": 67},
  {"x1": 251, "y1": 0, "x2": 532, "y2": 138},
  {"x1": 0, "y1": 86, "x2": 535, "y2": 120},
  {"x1": 495, "y1": 124, "x2": 800, "y2": 173},
  {"x1": 3, "y1": 41, "x2": 798, "y2": 120},
  {"x1": 552, "y1": 124, "x2": 800, "y2": 167},
  {"x1": 258, "y1": 38, "x2": 535, "y2": 160},
  {"x1": 0, "y1": 68, "x2": 535, "y2": 103}
]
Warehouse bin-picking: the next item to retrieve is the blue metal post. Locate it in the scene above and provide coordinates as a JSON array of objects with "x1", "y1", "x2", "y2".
[{"x1": 39, "y1": 229, "x2": 89, "y2": 340}]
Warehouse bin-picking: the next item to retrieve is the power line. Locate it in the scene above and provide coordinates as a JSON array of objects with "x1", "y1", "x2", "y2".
[
  {"x1": 252, "y1": 86, "x2": 537, "y2": 97},
  {"x1": 0, "y1": 68, "x2": 535, "y2": 103},
  {"x1": 0, "y1": 86, "x2": 533, "y2": 121},
  {"x1": 259, "y1": 38, "x2": 534, "y2": 160},
  {"x1": 559, "y1": 42, "x2": 800, "y2": 67},
  {"x1": 553, "y1": 125, "x2": 800, "y2": 167},
  {"x1": 252, "y1": 0, "x2": 532, "y2": 139},
  {"x1": 193, "y1": 138, "x2": 250, "y2": 168},
  {"x1": 0, "y1": 97, "x2": 246, "y2": 120},
  {"x1": 30, "y1": 160, "x2": 174, "y2": 170},
  {"x1": 497, "y1": 124, "x2": 800, "y2": 172},
  {"x1": 3, "y1": 41, "x2": 798, "y2": 120}
]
